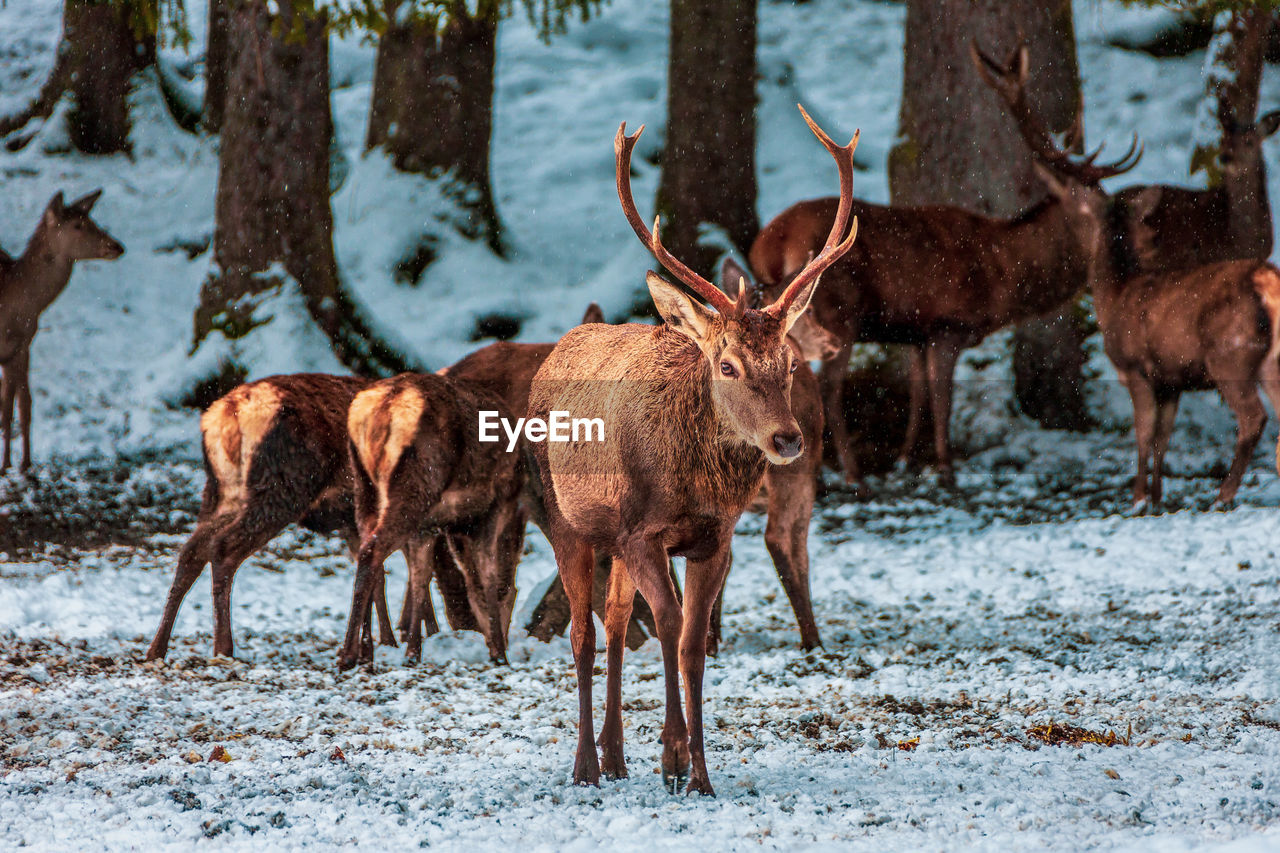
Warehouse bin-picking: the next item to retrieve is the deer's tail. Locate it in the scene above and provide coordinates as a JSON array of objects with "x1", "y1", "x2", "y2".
[{"x1": 1252, "y1": 263, "x2": 1280, "y2": 476}]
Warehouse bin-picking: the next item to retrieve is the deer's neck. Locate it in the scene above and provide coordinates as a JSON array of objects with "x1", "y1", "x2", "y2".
[
  {"x1": 7, "y1": 225, "x2": 75, "y2": 319},
  {"x1": 651, "y1": 333, "x2": 766, "y2": 511},
  {"x1": 1221, "y1": 151, "x2": 1273, "y2": 259},
  {"x1": 996, "y1": 201, "x2": 1088, "y2": 315}
]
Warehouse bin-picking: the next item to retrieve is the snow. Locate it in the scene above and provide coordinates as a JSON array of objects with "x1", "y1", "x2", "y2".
[{"x1": 2, "y1": 0, "x2": 1280, "y2": 848}]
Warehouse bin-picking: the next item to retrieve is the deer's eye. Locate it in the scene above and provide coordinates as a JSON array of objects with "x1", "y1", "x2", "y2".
[
  {"x1": 719, "y1": 361, "x2": 738, "y2": 378},
  {"x1": 790, "y1": 359, "x2": 799, "y2": 374}
]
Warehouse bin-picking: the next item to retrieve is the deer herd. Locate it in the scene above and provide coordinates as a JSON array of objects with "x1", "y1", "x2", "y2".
[{"x1": 1, "y1": 40, "x2": 1279, "y2": 796}]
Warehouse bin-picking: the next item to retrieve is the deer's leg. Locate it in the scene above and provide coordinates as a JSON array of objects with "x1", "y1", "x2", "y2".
[
  {"x1": 15, "y1": 352, "x2": 32, "y2": 474},
  {"x1": 680, "y1": 544, "x2": 733, "y2": 797},
  {"x1": 0, "y1": 360, "x2": 16, "y2": 472},
  {"x1": 549, "y1": 527, "x2": 600, "y2": 786},
  {"x1": 897, "y1": 345, "x2": 928, "y2": 468},
  {"x1": 1125, "y1": 374, "x2": 1157, "y2": 510},
  {"x1": 764, "y1": 465, "x2": 821, "y2": 651},
  {"x1": 622, "y1": 535, "x2": 688, "y2": 793},
  {"x1": 433, "y1": 536, "x2": 480, "y2": 632},
  {"x1": 819, "y1": 343, "x2": 859, "y2": 486},
  {"x1": 599, "y1": 555, "x2": 635, "y2": 780},
  {"x1": 339, "y1": 523, "x2": 403, "y2": 671},
  {"x1": 145, "y1": 513, "x2": 221, "y2": 661},
  {"x1": 1213, "y1": 373, "x2": 1266, "y2": 506},
  {"x1": 924, "y1": 336, "x2": 963, "y2": 486},
  {"x1": 401, "y1": 539, "x2": 439, "y2": 663},
  {"x1": 1150, "y1": 392, "x2": 1180, "y2": 508},
  {"x1": 1258, "y1": 356, "x2": 1280, "y2": 479}
]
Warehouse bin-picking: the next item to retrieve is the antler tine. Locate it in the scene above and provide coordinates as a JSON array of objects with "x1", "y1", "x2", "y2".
[
  {"x1": 614, "y1": 122, "x2": 737, "y2": 317},
  {"x1": 767, "y1": 105, "x2": 860, "y2": 316}
]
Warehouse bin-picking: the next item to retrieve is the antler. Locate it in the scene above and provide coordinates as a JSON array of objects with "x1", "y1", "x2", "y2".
[
  {"x1": 615, "y1": 123, "x2": 739, "y2": 317},
  {"x1": 971, "y1": 39, "x2": 1142, "y2": 185},
  {"x1": 764, "y1": 105, "x2": 860, "y2": 318}
]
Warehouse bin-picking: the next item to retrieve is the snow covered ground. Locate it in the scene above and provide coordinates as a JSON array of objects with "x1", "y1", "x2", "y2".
[{"x1": 3, "y1": 0, "x2": 1280, "y2": 848}]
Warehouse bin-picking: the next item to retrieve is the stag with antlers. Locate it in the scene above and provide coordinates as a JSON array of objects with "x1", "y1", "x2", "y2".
[
  {"x1": 977, "y1": 42, "x2": 1280, "y2": 509},
  {"x1": 750, "y1": 53, "x2": 1142, "y2": 489},
  {"x1": 528, "y1": 105, "x2": 857, "y2": 795}
]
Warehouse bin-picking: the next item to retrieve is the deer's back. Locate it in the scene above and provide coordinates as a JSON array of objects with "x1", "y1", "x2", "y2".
[
  {"x1": 1100, "y1": 260, "x2": 1274, "y2": 385},
  {"x1": 752, "y1": 197, "x2": 1074, "y2": 343},
  {"x1": 443, "y1": 341, "x2": 556, "y2": 417}
]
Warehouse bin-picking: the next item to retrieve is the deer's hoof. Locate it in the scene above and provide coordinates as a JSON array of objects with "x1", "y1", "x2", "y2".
[
  {"x1": 685, "y1": 775, "x2": 715, "y2": 797},
  {"x1": 1125, "y1": 498, "x2": 1149, "y2": 517},
  {"x1": 663, "y1": 767, "x2": 689, "y2": 795}
]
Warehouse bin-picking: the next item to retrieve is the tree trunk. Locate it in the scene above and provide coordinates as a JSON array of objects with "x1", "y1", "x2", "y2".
[
  {"x1": 890, "y1": 0, "x2": 1089, "y2": 430},
  {"x1": 195, "y1": 0, "x2": 413, "y2": 376},
  {"x1": 203, "y1": 0, "x2": 231, "y2": 133},
  {"x1": 366, "y1": 1, "x2": 503, "y2": 253},
  {"x1": 655, "y1": 0, "x2": 758, "y2": 276},
  {"x1": 62, "y1": 0, "x2": 154, "y2": 154}
]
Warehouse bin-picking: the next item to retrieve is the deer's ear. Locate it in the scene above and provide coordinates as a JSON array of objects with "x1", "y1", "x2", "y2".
[
  {"x1": 781, "y1": 274, "x2": 821, "y2": 335},
  {"x1": 719, "y1": 257, "x2": 753, "y2": 306},
  {"x1": 648, "y1": 271, "x2": 716, "y2": 346},
  {"x1": 70, "y1": 188, "x2": 103, "y2": 213},
  {"x1": 1259, "y1": 110, "x2": 1280, "y2": 140},
  {"x1": 580, "y1": 302, "x2": 605, "y2": 325}
]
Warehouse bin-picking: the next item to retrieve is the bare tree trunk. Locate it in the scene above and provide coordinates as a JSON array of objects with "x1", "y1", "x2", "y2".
[
  {"x1": 367, "y1": 1, "x2": 503, "y2": 253},
  {"x1": 890, "y1": 0, "x2": 1088, "y2": 430},
  {"x1": 63, "y1": 0, "x2": 155, "y2": 154},
  {"x1": 655, "y1": 0, "x2": 758, "y2": 275},
  {"x1": 195, "y1": 0, "x2": 413, "y2": 376},
  {"x1": 203, "y1": 0, "x2": 230, "y2": 133}
]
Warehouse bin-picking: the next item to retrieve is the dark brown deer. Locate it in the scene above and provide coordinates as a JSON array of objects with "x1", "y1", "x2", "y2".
[
  {"x1": 145, "y1": 374, "x2": 414, "y2": 661},
  {"x1": 986, "y1": 72, "x2": 1280, "y2": 508},
  {"x1": 527, "y1": 105, "x2": 856, "y2": 794},
  {"x1": 750, "y1": 96, "x2": 1139, "y2": 489},
  {"x1": 1111, "y1": 8, "x2": 1279, "y2": 275},
  {"x1": 0, "y1": 190, "x2": 124, "y2": 472},
  {"x1": 339, "y1": 372, "x2": 526, "y2": 669}
]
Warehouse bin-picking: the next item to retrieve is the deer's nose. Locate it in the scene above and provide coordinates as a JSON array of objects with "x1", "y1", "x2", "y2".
[{"x1": 771, "y1": 430, "x2": 804, "y2": 459}]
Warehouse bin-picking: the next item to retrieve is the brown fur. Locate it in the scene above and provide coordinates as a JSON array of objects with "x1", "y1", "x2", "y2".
[
  {"x1": 145, "y1": 373, "x2": 408, "y2": 660},
  {"x1": 339, "y1": 372, "x2": 526, "y2": 669},
  {"x1": 1095, "y1": 257, "x2": 1280, "y2": 506},
  {"x1": 749, "y1": 193, "x2": 1088, "y2": 487},
  {"x1": 1, "y1": 190, "x2": 124, "y2": 473},
  {"x1": 533, "y1": 110, "x2": 851, "y2": 796},
  {"x1": 1027, "y1": 120, "x2": 1280, "y2": 507}
]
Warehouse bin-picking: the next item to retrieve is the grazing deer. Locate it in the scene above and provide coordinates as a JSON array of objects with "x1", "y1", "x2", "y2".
[
  {"x1": 339, "y1": 372, "x2": 526, "y2": 669},
  {"x1": 983, "y1": 59, "x2": 1280, "y2": 508},
  {"x1": 0, "y1": 190, "x2": 123, "y2": 473},
  {"x1": 750, "y1": 89, "x2": 1140, "y2": 490},
  {"x1": 145, "y1": 374, "x2": 408, "y2": 661},
  {"x1": 528, "y1": 105, "x2": 856, "y2": 794}
]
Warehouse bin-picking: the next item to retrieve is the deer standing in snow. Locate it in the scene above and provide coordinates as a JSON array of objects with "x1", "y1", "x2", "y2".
[
  {"x1": 0, "y1": 190, "x2": 124, "y2": 472},
  {"x1": 528, "y1": 105, "x2": 856, "y2": 794},
  {"x1": 339, "y1": 372, "x2": 527, "y2": 668},
  {"x1": 977, "y1": 45, "x2": 1280, "y2": 508}
]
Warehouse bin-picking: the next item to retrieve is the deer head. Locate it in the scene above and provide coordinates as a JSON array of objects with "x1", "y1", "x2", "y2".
[
  {"x1": 616, "y1": 105, "x2": 857, "y2": 464},
  {"x1": 971, "y1": 40, "x2": 1141, "y2": 263},
  {"x1": 41, "y1": 189, "x2": 125, "y2": 261}
]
